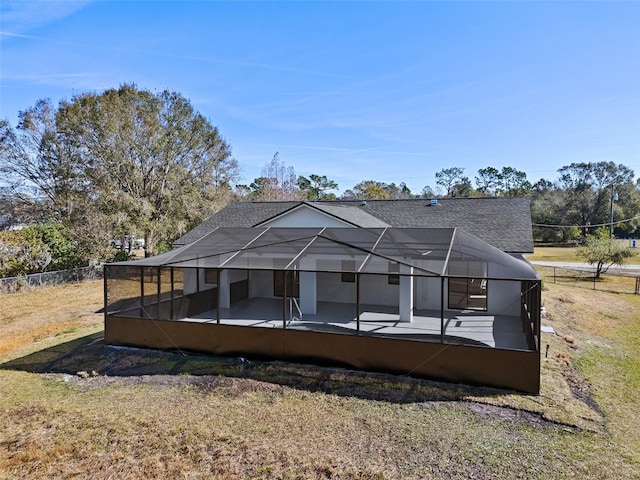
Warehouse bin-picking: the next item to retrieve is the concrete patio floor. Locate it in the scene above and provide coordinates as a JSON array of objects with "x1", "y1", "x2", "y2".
[{"x1": 184, "y1": 298, "x2": 529, "y2": 350}]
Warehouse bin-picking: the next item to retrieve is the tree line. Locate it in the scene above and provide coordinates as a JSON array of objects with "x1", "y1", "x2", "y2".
[
  {"x1": 241, "y1": 158, "x2": 640, "y2": 245},
  {"x1": 1, "y1": 84, "x2": 639, "y2": 276}
]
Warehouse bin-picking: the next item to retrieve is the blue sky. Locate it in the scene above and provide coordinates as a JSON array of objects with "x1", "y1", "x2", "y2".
[{"x1": 1, "y1": 1, "x2": 639, "y2": 194}]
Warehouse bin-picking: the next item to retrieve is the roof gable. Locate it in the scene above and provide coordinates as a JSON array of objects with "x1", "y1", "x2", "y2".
[
  {"x1": 257, "y1": 203, "x2": 355, "y2": 228},
  {"x1": 257, "y1": 202, "x2": 390, "y2": 228},
  {"x1": 173, "y1": 198, "x2": 534, "y2": 253}
]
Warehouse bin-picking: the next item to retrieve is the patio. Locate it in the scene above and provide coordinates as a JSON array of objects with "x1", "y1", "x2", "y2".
[{"x1": 184, "y1": 298, "x2": 529, "y2": 350}]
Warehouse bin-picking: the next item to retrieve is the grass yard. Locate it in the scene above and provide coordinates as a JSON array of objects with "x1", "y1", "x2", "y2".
[
  {"x1": 525, "y1": 246, "x2": 580, "y2": 262},
  {"x1": 0, "y1": 280, "x2": 639, "y2": 479},
  {"x1": 527, "y1": 244, "x2": 640, "y2": 263}
]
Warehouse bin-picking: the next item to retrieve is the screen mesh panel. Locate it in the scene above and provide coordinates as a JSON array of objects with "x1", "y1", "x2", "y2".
[{"x1": 108, "y1": 227, "x2": 538, "y2": 280}]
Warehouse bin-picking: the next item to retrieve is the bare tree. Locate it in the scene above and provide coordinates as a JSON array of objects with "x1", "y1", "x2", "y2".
[{"x1": 249, "y1": 153, "x2": 303, "y2": 201}]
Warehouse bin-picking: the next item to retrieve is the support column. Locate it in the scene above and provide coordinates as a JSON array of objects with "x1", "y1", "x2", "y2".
[
  {"x1": 399, "y1": 265, "x2": 414, "y2": 322},
  {"x1": 140, "y1": 267, "x2": 145, "y2": 318},
  {"x1": 216, "y1": 269, "x2": 221, "y2": 324},
  {"x1": 282, "y1": 271, "x2": 288, "y2": 329},
  {"x1": 170, "y1": 267, "x2": 175, "y2": 320},
  {"x1": 219, "y1": 269, "x2": 230, "y2": 309},
  {"x1": 299, "y1": 272, "x2": 316, "y2": 315},
  {"x1": 156, "y1": 266, "x2": 161, "y2": 320},
  {"x1": 356, "y1": 273, "x2": 360, "y2": 333},
  {"x1": 140, "y1": 267, "x2": 145, "y2": 306},
  {"x1": 103, "y1": 266, "x2": 108, "y2": 320},
  {"x1": 440, "y1": 277, "x2": 445, "y2": 343}
]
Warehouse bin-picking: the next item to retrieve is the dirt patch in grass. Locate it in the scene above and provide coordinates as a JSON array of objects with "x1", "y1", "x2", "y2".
[
  {"x1": 464, "y1": 402, "x2": 564, "y2": 429},
  {"x1": 561, "y1": 361, "x2": 604, "y2": 417}
]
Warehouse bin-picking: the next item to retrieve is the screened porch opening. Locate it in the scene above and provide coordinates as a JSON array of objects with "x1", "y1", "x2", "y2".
[{"x1": 105, "y1": 226, "x2": 541, "y2": 353}]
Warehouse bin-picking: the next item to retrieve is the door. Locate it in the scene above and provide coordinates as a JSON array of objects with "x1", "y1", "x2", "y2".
[{"x1": 273, "y1": 270, "x2": 299, "y2": 298}]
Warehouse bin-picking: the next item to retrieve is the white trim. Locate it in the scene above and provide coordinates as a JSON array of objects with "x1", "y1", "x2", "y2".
[{"x1": 256, "y1": 203, "x2": 354, "y2": 228}]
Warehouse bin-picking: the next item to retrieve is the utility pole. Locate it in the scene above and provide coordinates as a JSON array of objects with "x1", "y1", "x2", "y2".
[{"x1": 609, "y1": 184, "x2": 618, "y2": 239}]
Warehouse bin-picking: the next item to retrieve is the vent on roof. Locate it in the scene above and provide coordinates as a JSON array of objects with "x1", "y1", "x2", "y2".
[
  {"x1": 429, "y1": 199, "x2": 438, "y2": 206},
  {"x1": 361, "y1": 201, "x2": 367, "y2": 206}
]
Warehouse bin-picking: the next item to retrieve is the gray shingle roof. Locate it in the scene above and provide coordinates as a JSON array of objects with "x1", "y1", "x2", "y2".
[
  {"x1": 301, "y1": 203, "x2": 390, "y2": 228},
  {"x1": 173, "y1": 198, "x2": 534, "y2": 253}
]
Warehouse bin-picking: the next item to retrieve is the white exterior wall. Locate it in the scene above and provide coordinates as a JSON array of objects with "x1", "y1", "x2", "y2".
[
  {"x1": 358, "y1": 275, "x2": 399, "y2": 306},
  {"x1": 219, "y1": 269, "x2": 230, "y2": 308},
  {"x1": 183, "y1": 268, "x2": 215, "y2": 295},
  {"x1": 185, "y1": 266, "x2": 520, "y2": 318},
  {"x1": 399, "y1": 266, "x2": 413, "y2": 322},
  {"x1": 316, "y1": 272, "x2": 355, "y2": 303},
  {"x1": 299, "y1": 271, "x2": 317, "y2": 314},
  {"x1": 315, "y1": 273, "x2": 402, "y2": 307},
  {"x1": 415, "y1": 276, "x2": 444, "y2": 311},
  {"x1": 259, "y1": 205, "x2": 352, "y2": 228},
  {"x1": 487, "y1": 280, "x2": 521, "y2": 316},
  {"x1": 183, "y1": 268, "x2": 247, "y2": 296},
  {"x1": 249, "y1": 270, "x2": 274, "y2": 298},
  {"x1": 183, "y1": 269, "x2": 197, "y2": 295},
  {"x1": 247, "y1": 270, "x2": 401, "y2": 308},
  {"x1": 228, "y1": 270, "x2": 248, "y2": 282}
]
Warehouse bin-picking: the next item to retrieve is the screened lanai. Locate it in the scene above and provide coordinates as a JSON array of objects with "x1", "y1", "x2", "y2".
[
  {"x1": 105, "y1": 227, "x2": 542, "y2": 392},
  {"x1": 106, "y1": 227, "x2": 540, "y2": 346}
]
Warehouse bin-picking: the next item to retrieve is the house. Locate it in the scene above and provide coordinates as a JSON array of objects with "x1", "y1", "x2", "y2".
[{"x1": 104, "y1": 198, "x2": 541, "y2": 393}]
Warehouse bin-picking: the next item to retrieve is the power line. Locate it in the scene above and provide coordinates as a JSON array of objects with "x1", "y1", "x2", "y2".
[{"x1": 532, "y1": 214, "x2": 640, "y2": 229}]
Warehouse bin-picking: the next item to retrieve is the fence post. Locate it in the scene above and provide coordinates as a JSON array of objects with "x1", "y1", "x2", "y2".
[{"x1": 103, "y1": 265, "x2": 109, "y2": 320}]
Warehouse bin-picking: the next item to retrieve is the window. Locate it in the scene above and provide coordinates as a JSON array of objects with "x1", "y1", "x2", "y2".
[
  {"x1": 273, "y1": 270, "x2": 299, "y2": 297},
  {"x1": 204, "y1": 269, "x2": 217, "y2": 284},
  {"x1": 388, "y1": 262, "x2": 399, "y2": 285},
  {"x1": 448, "y1": 277, "x2": 487, "y2": 311},
  {"x1": 341, "y1": 260, "x2": 355, "y2": 283}
]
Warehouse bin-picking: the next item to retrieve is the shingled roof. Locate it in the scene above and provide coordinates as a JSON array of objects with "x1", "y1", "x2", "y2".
[{"x1": 173, "y1": 197, "x2": 534, "y2": 253}]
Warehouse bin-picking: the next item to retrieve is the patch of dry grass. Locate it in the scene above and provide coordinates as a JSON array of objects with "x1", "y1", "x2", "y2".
[
  {"x1": 0, "y1": 281, "x2": 639, "y2": 479},
  {"x1": 526, "y1": 247, "x2": 580, "y2": 262},
  {"x1": 0, "y1": 369, "x2": 616, "y2": 480},
  {"x1": 539, "y1": 284, "x2": 640, "y2": 467},
  {"x1": 536, "y1": 265, "x2": 640, "y2": 295},
  {"x1": 0, "y1": 281, "x2": 104, "y2": 362},
  {"x1": 527, "y1": 244, "x2": 639, "y2": 263}
]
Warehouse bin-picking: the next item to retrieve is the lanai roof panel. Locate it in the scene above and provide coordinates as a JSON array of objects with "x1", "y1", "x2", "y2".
[{"x1": 115, "y1": 227, "x2": 538, "y2": 280}]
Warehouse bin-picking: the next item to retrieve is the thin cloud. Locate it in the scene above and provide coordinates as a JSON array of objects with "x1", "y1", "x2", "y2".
[
  {"x1": 0, "y1": 31, "x2": 46, "y2": 40},
  {"x1": 1, "y1": 1, "x2": 94, "y2": 33},
  {"x1": 7, "y1": 72, "x2": 95, "y2": 81},
  {"x1": 124, "y1": 49, "x2": 352, "y2": 80},
  {"x1": 1, "y1": 71, "x2": 102, "y2": 93},
  {"x1": 257, "y1": 143, "x2": 387, "y2": 155}
]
